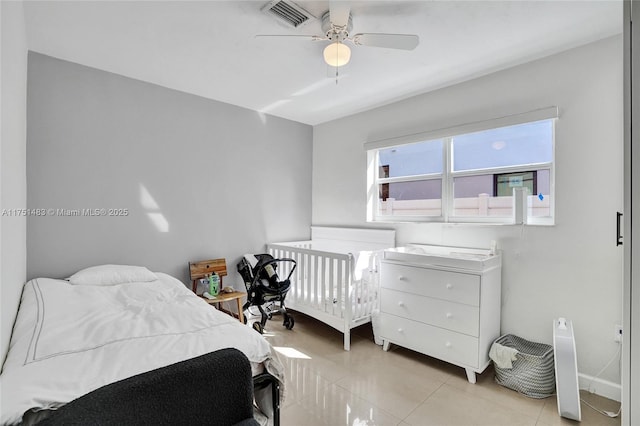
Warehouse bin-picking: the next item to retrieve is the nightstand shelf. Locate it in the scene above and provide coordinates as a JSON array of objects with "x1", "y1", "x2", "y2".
[{"x1": 199, "y1": 291, "x2": 246, "y2": 323}]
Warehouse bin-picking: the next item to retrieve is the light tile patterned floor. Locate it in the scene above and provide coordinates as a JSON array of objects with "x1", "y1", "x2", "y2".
[{"x1": 258, "y1": 312, "x2": 621, "y2": 426}]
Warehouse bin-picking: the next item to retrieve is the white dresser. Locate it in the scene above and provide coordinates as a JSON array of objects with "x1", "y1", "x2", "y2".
[{"x1": 379, "y1": 245, "x2": 501, "y2": 384}]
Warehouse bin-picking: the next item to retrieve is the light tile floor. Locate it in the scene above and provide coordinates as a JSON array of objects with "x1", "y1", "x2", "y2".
[{"x1": 258, "y1": 312, "x2": 621, "y2": 426}]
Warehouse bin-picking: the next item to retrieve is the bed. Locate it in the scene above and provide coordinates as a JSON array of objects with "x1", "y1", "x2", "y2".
[
  {"x1": 267, "y1": 226, "x2": 395, "y2": 351},
  {"x1": 0, "y1": 265, "x2": 284, "y2": 425}
]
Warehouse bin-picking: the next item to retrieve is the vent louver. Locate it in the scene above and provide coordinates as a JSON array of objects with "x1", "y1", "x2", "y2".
[{"x1": 262, "y1": 0, "x2": 314, "y2": 28}]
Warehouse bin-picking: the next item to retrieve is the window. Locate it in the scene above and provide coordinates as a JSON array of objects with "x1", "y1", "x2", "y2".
[
  {"x1": 366, "y1": 110, "x2": 556, "y2": 225},
  {"x1": 377, "y1": 140, "x2": 443, "y2": 217}
]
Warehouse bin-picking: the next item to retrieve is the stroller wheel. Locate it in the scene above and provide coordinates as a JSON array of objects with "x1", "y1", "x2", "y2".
[
  {"x1": 252, "y1": 322, "x2": 264, "y2": 334},
  {"x1": 283, "y1": 315, "x2": 294, "y2": 330},
  {"x1": 267, "y1": 313, "x2": 273, "y2": 321},
  {"x1": 243, "y1": 315, "x2": 247, "y2": 325}
]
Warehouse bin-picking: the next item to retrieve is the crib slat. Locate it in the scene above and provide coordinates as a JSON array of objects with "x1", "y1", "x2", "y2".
[
  {"x1": 308, "y1": 252, "x2": 313, "y2": 306},
  {"x1": 317, "y1": 256, "x2": 322, "y2": 313},
  {"x1": 363, "y1": 257, "x2": 372, "y2": 318},
  {"x1": 337, "y1": 260, "x2": 344, "y2": 319},
  {"x1": 305, "y1": 253, "x2": 311, "y2": 305},
  {"x1": 283, "y1": 249, "x2": 291, "y2": 284},
  {"x1": 298, "y1": 252, "x2": 305, "y2": 305},
  {"x1": 330, "y1": 259, "x2": 335, "y2": 316},
  {"x1": 312, "y1": 254, "x2": 318, "y2": 308},
  {"x1": 329, "y1": 257, "x2": 334, "y2": 315},
  {"x1": 344, "y1": 257, "x2": 352, "y2": 324},
  {"x1": 318, "y1": 255, "x2": 324, "y2": 309},
  {"x1": 367, "y1": 253, "x2": 377, "y2": 317},
  {"x1": 295, "y1": 251, "x2": 302, "y2": 302},
  {"x1": 353, "y1": 268, "x2": 361, "y2": 319}
]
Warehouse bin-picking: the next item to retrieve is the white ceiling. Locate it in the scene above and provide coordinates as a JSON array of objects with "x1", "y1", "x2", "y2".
[{"x1": 23, "y1": 0, "x2": 622, "y2": 125}]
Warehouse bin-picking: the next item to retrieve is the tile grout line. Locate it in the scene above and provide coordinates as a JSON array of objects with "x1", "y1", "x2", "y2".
[
  {"x1": 443, "y1": 372, "x2": 548, "y2": 424},
  {"x1": 399, "y1": 380, "x2": 448, "y2": 425}
]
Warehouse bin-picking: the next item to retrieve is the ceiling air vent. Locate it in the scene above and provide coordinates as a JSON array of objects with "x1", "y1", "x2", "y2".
[{"x1": 262, "y1": 0, "x2": 315, "y2": 28}]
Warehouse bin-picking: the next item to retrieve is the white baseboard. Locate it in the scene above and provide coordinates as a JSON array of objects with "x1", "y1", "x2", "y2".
[{"x1": 578, "y1": 373, "x2": 621, "y2": 402}]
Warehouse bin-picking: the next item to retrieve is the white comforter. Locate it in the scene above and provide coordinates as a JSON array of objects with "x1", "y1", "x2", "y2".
[{"x1": 0, "y1": 273, "x2": 281, "y2": 425}]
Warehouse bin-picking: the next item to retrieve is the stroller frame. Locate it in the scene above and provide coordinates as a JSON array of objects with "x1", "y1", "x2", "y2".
[{"x1": 237, "y1": 254, "x2": 296, "y2": 334}]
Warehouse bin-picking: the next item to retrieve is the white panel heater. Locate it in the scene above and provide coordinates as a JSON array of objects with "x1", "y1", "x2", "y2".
[{"x1": 553, "y1": 318, "x2": 581, "y2": 421}]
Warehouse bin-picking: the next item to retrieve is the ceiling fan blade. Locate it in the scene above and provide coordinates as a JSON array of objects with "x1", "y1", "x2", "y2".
[
  {"x1": 352, "y1": 33, "x2": 419, "y2": 50},
  {"x1": 329, "y1": 1, "x2": 351, "y2": 28}
]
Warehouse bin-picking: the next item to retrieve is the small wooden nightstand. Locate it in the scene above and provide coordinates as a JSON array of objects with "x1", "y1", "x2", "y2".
[{"x1": 200, "y1": 291, "x2": 246, "y2": 323}]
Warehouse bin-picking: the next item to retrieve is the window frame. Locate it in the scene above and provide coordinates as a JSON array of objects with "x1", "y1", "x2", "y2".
[{"x1": 366, "y1": 109, "x2": 556, "y2": 225}]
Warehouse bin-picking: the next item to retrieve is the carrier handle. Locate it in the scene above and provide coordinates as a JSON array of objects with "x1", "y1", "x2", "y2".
[
  {"x1": 252, "y1": 258, "x2": 297, "y2": 287},
  {"x1": 276, "y1": 258, "x2": 297, "y2": 281}
]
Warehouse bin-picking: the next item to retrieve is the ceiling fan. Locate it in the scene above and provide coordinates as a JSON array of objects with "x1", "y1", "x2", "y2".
[{"x1": 258, "y1": 1, "x2": 420, "y2": 68}]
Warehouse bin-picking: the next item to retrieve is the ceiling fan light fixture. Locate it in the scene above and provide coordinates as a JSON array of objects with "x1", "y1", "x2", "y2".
[{"x1": 323, "y1": 41, "x2": 351, "y2": 67}]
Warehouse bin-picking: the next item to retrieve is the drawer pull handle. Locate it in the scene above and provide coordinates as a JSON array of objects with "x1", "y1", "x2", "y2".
[
  {"x1": 398, "y1": 301, "x2": 405, "y2": 307},
  {"x1": 446, "y1": 313, "x2": 453, "y2": 319},
  {"x1": 398, "y1": 275, "x2": 406, "y2": 281},
  {"x1": 397, "y1": 328, "x2": 404, "y2": 333},
  {"x1": 445, "y1": 341, "x2": 452, "y2": 348},
  {"x1": 446, "y1": 283, "x2": 453, "y2": 289}
]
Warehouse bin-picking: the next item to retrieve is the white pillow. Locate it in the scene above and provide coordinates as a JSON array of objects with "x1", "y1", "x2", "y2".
[{"x1": 68, "y1": 264, "x2": 158, "y2": 286}]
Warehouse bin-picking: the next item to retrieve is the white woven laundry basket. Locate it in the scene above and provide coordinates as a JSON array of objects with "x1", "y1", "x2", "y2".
[{"x1": 492, "y1": 334, "x2": 556, "y2": 399}]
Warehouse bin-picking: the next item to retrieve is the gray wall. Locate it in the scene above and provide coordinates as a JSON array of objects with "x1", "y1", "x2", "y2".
[
  {"x1": 1, "y1": 1, "x2": 28, "y2": 369},
  {"x1": 27, "y1": 53, "x2": 312, "y2": 287},
  {"x1": 313, "y1": 36, "x2": 624, "y2": 397}
]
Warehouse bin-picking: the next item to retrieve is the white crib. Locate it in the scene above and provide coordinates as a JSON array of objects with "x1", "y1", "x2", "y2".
[{"x1": 267, "y1": 227, "x2": 395, "y2": 350}]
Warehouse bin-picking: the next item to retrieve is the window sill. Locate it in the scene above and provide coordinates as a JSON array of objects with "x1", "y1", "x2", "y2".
[{"x1": 368, "y1": 217, "x2": 555, "y2": 226}]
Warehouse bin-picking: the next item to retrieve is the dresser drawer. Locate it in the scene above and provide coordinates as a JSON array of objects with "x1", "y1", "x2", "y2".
[
  {"x1": 379, "y1": 313, "x2": 479, "y2": 368},
  {"x1": 381, "y1": 262, "x2": 480, "y2": 306},
  {"x1": 380, "y1": 288, "x2": 480, "y2": 336}
]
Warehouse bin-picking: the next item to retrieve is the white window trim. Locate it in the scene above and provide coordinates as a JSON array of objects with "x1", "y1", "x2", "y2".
[{"x1": 365, "y1": 107, "x2": 558, "y2": 225}]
